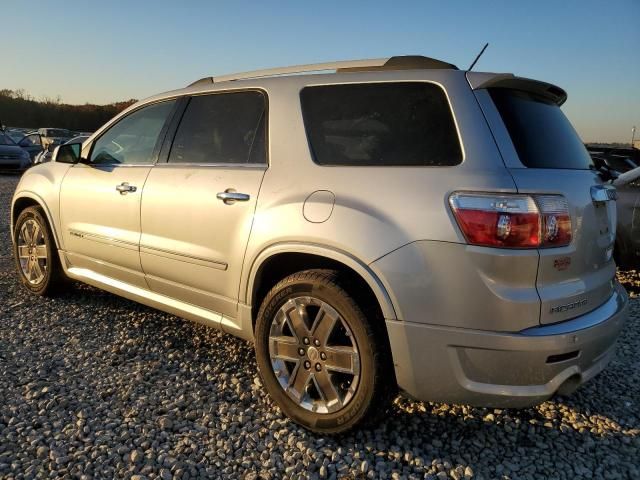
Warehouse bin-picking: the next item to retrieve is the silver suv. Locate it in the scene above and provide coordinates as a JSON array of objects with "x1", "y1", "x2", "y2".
[{"x1": 11, "y1": 56, "x2": 629, "y2": 433}]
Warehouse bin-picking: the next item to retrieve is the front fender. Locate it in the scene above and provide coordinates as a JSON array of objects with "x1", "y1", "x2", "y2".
[{"x1": 11, "y1": 163, "x2": 71, "y2": 249}]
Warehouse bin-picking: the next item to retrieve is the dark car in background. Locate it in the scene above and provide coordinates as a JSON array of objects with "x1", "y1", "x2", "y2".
[
  {"x1": 615, "y1": 176, "x2": 640, "y2": 269},
  {"x1": 587, "y1": 145, "x2": 640, "y2": 270},
  {"x1": 16, "y1": 132, "x2": 44, "y2": 161},
  {"x1": 0, "y1": 130, "x2": 32, "y2": 172},
  {"x1": 2, "y1": 128, "x2": 90, "y2": 164},
  {"x1": 5, "y1": 128, "x2": 30, "y2": 143}
]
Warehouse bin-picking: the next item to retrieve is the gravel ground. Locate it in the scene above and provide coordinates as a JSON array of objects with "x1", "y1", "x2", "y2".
[{"x1": 0, "y1": 173, "x2": 639, "y2": 480}]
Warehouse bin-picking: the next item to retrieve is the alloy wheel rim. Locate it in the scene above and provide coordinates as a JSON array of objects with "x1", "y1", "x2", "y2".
[
  {"x1": 268, "y1": 296, "x2": 360, "y2": 414},
  {"x1": 17, "y1": 218, "x2": 48, "y2": 285}
]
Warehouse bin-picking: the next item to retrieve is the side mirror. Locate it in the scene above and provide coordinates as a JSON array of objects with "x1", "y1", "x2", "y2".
[{"x1": 53, "y1": 143, "x2": 82, "y2": 164}]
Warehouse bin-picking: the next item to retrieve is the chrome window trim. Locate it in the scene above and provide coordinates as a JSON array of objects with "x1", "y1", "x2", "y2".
[
  {"x1": 82, "y1": 163, "x2": 156, "y2": 168},
  {"x1": 299, "y1": 79, "x2": 466, "y2": 166},
  {"x1": 84, "y1": 98, "x2": 179, "y2": 167},
  {"x1": 153, "y1": 162, "x2": 267, "y2": 169},
  {"x1": 164, "y1": 89, "x2": 270, "y2": 167}
]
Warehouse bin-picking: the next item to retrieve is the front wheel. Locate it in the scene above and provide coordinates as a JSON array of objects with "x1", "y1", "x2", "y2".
[
  {"x1": 255, "y1": 269, "x2": 394, "y2": 434},
  {"x1": 13, "y1": 206, "x2": 66, "y2": 296}
]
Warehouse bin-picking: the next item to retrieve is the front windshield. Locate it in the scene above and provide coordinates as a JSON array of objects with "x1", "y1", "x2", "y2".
[
  {"x1": 7, "y1": 131, "x2": 24, "y2": 142},
  {"x1": 0, "y1": 132, "x2": 17, "y2": 146}
]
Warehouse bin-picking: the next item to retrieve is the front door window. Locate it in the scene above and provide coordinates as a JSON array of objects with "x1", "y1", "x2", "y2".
[{"x1": 90, "y1": 100, "x2": 176, "y2": 165}]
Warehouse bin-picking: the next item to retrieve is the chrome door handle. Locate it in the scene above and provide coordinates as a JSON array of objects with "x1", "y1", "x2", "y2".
[
  {"x1": 217, "y1": 191, "x2": 250, "y2": 204},
  {"x1": 116, "y1": 182, "x2": 137, "y2": 194}
]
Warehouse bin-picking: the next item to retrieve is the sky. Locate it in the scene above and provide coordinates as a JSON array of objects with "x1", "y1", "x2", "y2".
[{"x1": 2, "y1": 0, "x2": 638, "y2": 143}]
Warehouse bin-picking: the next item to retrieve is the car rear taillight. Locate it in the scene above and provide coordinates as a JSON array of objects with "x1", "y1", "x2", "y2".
[{"x1": 449, "y1": 193, "x2": 572, "y2": 248}]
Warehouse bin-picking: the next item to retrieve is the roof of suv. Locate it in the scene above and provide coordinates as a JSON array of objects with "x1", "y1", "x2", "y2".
[
  {"x1": 187, "y1": 55, "x2": 459, "y2": 87},
  {"x1": 110, "y1": 55, "x2": 567, "y2": 135},
  {"x1": 181, "y1": 55, "x2": 566, "y2": 106}
]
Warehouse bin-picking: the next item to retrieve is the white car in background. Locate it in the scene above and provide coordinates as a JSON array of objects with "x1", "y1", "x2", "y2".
[
  {"x1": 34, "y1": 136, "x2": 90, "y2": 165},
  {"x1": 37, "y1": 128, "x2": 74, "y2": 149}
]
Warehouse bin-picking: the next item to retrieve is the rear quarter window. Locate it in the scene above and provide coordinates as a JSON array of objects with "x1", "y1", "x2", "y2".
[
  {"x1": 489, "y1": 89, "x2": 594, "y2": 170},
  {"x1": 300, "y1": 82, "x2": 462, "y2": 166}
]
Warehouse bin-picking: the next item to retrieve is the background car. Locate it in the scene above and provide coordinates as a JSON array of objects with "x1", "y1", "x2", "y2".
[
  {"x1": 0, "y1": 130, "x2": 32, "y2": 172},
  {"x1": 615, "y1": 176, "x2": 640, "y2": 270},
  {"x1": 586, "y1": 145, "x2": 640, "y2": 167},
  {"x1": 37, "y1": 128, "x2": 74, "y2": 150},
  {"x1": 5, "y1": 128, "x2": 30, "y2": 143},
  {"x1": 587, "y1": 145, "x2": 640, "y2": 270},
  {"x1": 16, "y1": 133, "x2": 44, "y2": 161}
]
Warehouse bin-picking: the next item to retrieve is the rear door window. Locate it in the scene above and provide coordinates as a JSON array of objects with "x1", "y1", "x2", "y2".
[
  {"x1": 168, "y1": 91, "x2": 267, "y2": 165},
  {"x1": 489, "y1": 89, "x2": 594, "y2": 170},
  {"x1": 300, "y1": 82, "x2": 462, "y2": 166}
]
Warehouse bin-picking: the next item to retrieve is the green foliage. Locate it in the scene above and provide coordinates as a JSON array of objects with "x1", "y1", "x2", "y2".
[{"x1": 0, "y1": 90, "x2": 136, "y2": 131}]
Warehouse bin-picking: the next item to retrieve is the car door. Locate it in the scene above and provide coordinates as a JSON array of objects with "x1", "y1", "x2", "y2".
[
  {"x1": 18, "y1": 134, "x2": 43, "y2": 161},
  {"x1": 60, "y1": 99, "x2": 177, "y2": 288},
  {"x1": 140, "y1": 90, "x2": 267, "y2": 318}
]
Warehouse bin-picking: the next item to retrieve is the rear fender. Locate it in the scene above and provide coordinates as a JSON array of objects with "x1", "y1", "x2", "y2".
[{"x1": 243, "y1": 242, "x2": 397, "y2": 320}]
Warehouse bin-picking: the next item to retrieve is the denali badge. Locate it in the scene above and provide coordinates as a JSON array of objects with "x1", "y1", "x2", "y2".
[{"x1": 550, "y1": 298, "x2": 587, "y2": 314}]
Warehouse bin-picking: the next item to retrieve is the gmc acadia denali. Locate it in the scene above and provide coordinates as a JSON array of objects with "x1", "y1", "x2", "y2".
[{"x1": 11, "y1": 55, "x2": 628, "y2": 433}]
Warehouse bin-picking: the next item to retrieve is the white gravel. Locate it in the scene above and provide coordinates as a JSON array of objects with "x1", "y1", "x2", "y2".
[{"x1": 0, "y1": 174, "x2": 638, "y2": 480}]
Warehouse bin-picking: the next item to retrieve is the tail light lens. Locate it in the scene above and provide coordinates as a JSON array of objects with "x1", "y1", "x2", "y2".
[
  {"x1": 535, "y1": 195, "x2": 572, "y2": 247},
  {"x1": 449, "y1": 193, "x2": 572, "y2": 248}
]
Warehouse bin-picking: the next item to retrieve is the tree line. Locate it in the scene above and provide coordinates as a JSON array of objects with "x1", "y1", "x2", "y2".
[{"x1": 0, "y1": 89, "x2": 136, "y2": 132}]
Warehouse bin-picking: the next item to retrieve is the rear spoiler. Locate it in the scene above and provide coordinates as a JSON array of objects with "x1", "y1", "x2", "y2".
[
  {"x1": 613, "y1": 166, "x2": 640, "y2": 187},
  {"x1": 466, "y1": 72, "x2": 567, "y2": 106}
]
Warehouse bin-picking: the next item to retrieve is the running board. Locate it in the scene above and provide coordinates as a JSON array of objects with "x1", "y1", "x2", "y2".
[{"x1": 66, "y1": 266, "x2": 226, "y2": 332}]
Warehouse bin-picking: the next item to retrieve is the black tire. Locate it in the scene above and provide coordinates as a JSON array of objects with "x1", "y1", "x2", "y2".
[
  {"x1": 255, "y1": 269, "x2": 394, "y2": 434},
  {"x1": 13, "y1": 206, "x2": 67, "y2": 296}
]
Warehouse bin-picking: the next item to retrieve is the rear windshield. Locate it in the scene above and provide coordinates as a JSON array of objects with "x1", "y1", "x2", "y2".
[
  {"x1": 46, "y1": 129, "x2": 70, "y2": 137},
  {"x1": 300, "y1": 82, "x2": 462, "y2": 166},
  {"x1": 490, "y1": 89, "x2": 593, "y2": 170}
]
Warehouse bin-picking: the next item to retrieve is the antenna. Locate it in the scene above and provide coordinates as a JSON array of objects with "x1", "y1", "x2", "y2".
[{"x1": 468, "y1": 43, "x2": 489, "y2": 71}]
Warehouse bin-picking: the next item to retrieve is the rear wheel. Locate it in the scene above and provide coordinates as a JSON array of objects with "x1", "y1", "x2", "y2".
[
  {"x1": 13, "y1": 206, "x2": 66, "y2": 296},
  {"x1": 255, "y1": 269, "x2": 394, "y2": 433}
]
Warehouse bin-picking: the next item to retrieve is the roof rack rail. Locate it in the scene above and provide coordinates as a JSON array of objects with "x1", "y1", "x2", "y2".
[{"x1": 187, "y1": 55, "x2": 458, "y2": 87}]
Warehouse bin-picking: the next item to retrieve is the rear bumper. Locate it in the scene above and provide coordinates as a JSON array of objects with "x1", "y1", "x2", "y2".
[{"x1": 386, "y1": 281, "x2": 629, "y2": 407}]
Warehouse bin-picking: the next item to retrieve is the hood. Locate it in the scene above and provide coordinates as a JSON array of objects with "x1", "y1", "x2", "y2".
[{"x1": 0, "y1": 144, "x2": 26, "y2": 155}]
